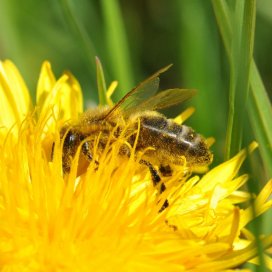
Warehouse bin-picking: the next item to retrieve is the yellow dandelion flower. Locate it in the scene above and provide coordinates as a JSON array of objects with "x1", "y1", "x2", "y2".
[{"x1": 0, "y1": 60, "x2": 271, "y2": 271}]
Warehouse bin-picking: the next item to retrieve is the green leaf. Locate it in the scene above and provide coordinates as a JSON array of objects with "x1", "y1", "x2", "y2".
[
  {"x1": 212, "y1": 0, "x2": 271, "y2": 176},
  {"x1": 212, "y1": 1, "x2": 270, "y2": 270},
  {"x1": 96, "y1": 57, "x2": 107, "y2": 106},
  {"x1": 211, "y1": 0, "x2": 232, "y2": 58},
  {"x1": 248, "y1": 62, "x2": 272, "y2": 177},
  {"x1": 225, "y1": 0, "x2": 256, "y2": 159},
  {"x1": 213, "y1": 0, "x2": 256, "y2": 158},
  {"x1": 101, "y1": 0, "x2": 134, "y2": 98},
  {"x1": 58, "y1": 0, "x2": 97, "y2": 72}
]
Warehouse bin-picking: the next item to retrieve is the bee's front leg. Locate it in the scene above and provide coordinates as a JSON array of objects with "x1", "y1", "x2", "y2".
[{"x1": 82, "y1": 141, "x2": 99, "y2": 169}]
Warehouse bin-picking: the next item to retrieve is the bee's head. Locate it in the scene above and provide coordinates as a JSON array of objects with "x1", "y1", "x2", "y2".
[
  {"x1": 60, "y1": 127, "x2": 84, "y2": 154},
  {"x1": 50, "y1": 126, "x2": 85, "y2": 174},
  {"x1": 187, "y1": 137, "x2": 213, "y2": 166}
]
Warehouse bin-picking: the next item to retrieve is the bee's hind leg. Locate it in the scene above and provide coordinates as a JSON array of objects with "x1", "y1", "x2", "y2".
[
  {"x1": 139, "y1": 159, "x2": 163, "y2": 190},
  {"x1": 139, "y1": 159, "x2": 169, "y2": 212},
  {"x1": 81, "y1": 141, "x2": 99, "y2": 169}
]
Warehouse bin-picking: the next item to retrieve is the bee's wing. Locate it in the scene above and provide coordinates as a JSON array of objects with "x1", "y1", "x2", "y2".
[
  {"x1": 103, "y1": 65, "x2": 172, "y2": 120},
  {"x1": 134, "y1": 88, "x2": 197, "y2": 113}
]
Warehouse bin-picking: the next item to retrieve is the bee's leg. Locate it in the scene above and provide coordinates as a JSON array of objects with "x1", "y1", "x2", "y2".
[
  {"x1": 159, "y1": 164, "x2": 173, "y2": 177},
  {"x1": 51, "y1": 142, "x2": 55, "y2": 161},
  {"x1": 81, "y1": 141, "x2": 93, "y2": 160},
  {"x1": 139, "y1": 159, "x2": 162, "y2": 189},
  {"x1": 139, "y1": 159, "x2": 169, "y2": 212},
  {"x1": 158, "y1": 200, "x2": 169, "y2": 213},
  {"x1": 81, "y1": 141, "x2": 99, "y2": 169}
]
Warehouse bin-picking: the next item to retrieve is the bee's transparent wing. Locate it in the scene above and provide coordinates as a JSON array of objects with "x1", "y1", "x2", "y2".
[
  {"x1": 103, "y1": 65, "x2": 172, "y2": 120},
  {"x1": 134, "y1": 88, "x2": 197, "y2": 113}
]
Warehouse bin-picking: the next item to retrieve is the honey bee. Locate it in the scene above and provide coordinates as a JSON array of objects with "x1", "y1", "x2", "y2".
[{"x1": 59, "y1": 65, "x2": 212, "y2": 200}]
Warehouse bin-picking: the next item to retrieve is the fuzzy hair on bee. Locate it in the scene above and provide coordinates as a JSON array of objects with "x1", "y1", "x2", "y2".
[{"x1": 55, "y1": 65, "x2": 213, "y2": 211}]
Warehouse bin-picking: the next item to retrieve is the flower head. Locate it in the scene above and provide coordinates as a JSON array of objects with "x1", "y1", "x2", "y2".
[{"x1": 0, "y1": 60, "x2": 271, "y2": 271}]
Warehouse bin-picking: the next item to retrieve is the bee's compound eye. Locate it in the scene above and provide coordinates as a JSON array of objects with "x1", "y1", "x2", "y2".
[{"x1": 64, "y1": 130, "x2": 77, "y2": 146}]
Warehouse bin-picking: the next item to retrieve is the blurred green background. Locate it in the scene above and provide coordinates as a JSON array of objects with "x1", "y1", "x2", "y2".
[
  {"x1": 0, "y1": 1, "x2": 271, "y2": 270},
  {"x1": 0, "y1": 0, "x2": 271, "y2": 176}
]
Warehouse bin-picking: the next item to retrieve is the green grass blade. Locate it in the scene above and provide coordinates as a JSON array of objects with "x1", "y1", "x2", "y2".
[
  {"x1": 226, "y1": 0, "x2": 256, "y2": 158},
  {"x1": 177, "y1": 0, "x2": 227, "y2": 164},
  {"x1": 96, "y1": 57, "x2": 107, "y2": 106},
  {"x1": 213, "y1": 1, "x2": 269, "y2": 270},
  {"x1": 212, "y1": 0, "x2": 256, "y2": 159},
  {"x1": 249, "y1": 62, "x2": 272, "y2": 177},
  {"x1": 212, "y1": 1, "x2": 271, "y2": 177},
  {"x1": 100, "y1": 0, "x2": 134, "y2": 98},
  {"x1": 58, "y1": 0, "x2": 97, "y2": 72},
  {"x1": 211, "y1": 0, "x2": 232, "y2": 58}
]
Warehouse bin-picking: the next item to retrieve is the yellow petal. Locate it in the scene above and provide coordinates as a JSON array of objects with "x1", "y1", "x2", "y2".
[
  {"x1": 174, "y1": 107, "x2": 195, "y2": 124},
  {"x1": 0, "y1": 60, "x2": 32, "y2": 132},
  {"x1": 37, "y1": 65, "x2": 83, "y2": 133},
  {"x1": 197, "y1": 142, "x2": 258, "y2": 192},
  {"x1": 240, "y1": 179, "x2": 272, "y2": 228},
  {"x1": 106, "y1": 80, "x2": 118, "y2": 106},
  {"x1": 36, "y1": 61, "x2": 56, "y2": 110}
]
